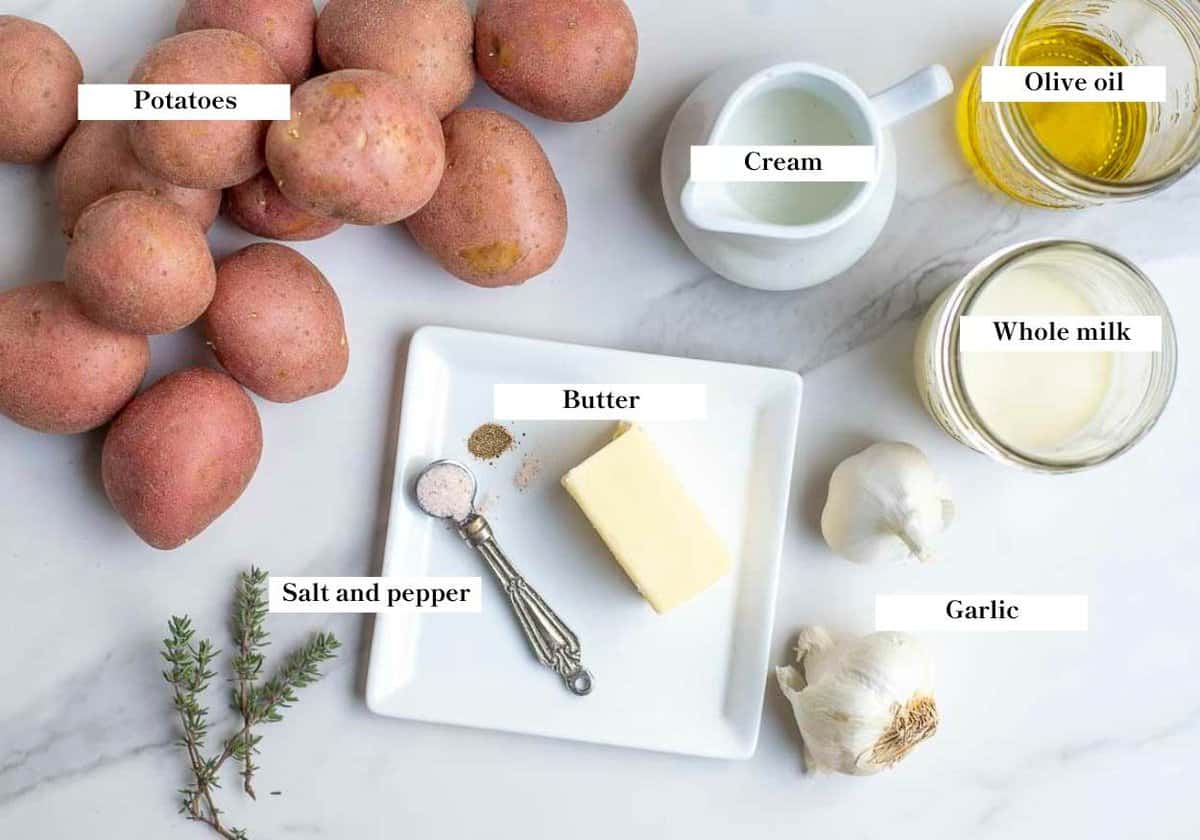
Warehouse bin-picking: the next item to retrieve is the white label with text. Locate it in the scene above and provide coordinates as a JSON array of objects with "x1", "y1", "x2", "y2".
[
  {"x1": 78, "y1": 84, "x2": 292, "y2": 121},
  {"x1": 493, "y1": 384, "x2": 707, "y2": 421},
  {"x1": 875, "y1": 594, "x2": 1088, "y2": 632},
  {"x1": 269, "y1": 576, "x2": 481, "y2": 613},
  {"x1": 981, "y1": 66, "x2": 1165, "y2": 102},
  {"x1": 690, "y1": 145, "x2": 876, "y2": 182},
  {"x1": 959, "y1": 315, "x2": 1161, "y2": 352}
]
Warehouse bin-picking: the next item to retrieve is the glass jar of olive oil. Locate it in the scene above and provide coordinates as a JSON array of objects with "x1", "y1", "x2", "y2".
[{"x1": 958, "y1": 0, "x2": 1200, "y2": 208}]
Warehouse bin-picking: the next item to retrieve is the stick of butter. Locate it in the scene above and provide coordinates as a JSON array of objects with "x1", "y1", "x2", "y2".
[{"x1": 561, "y1": 423, "x2": 732, "y2": 614}]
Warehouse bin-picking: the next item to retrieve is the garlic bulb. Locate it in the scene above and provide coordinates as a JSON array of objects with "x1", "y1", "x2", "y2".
[
  {"x1": 775, "y1": 626, "x2": 938, "y2": 775},
  {"x1": 820, "y1": 441, "x2": 953, "y2": 565}
]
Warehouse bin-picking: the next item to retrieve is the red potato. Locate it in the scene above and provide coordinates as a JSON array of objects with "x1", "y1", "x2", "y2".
[
  {"x1": 177, "y1": 0, "x2": 316, "y2": 85},
  {"x1": 56, "y1": 121, "x2": 221, "y2": 237},
  {"x1": 129, "y1": 30, "x2": 287, "y2": 189},
  {"x1": 204, "y1": 244, "x2": 349, "y2": 402},
  {"x1": 0, "y1": 16, "x2": 83, "y2": 163},
  {"x1": 225, "y1": 170, "x2": 343, "y2": 241},
  {"x1": 405, "y1": 109, "x2": 566, "y2": 287},
  {"x1": 102, "y1": 368, "x2": 263, "y2": 550},
  {"x1": 266, "y1": 69, "x2": 445, "y2": 224},
  {"x1": 316, "y1": 0, "x2": 474, "y2": 118},
  {"x1": 65, "y1": 192, "x2": 217, "y2": 334},
  {"x1": 0, "y1": 282, "x2": 149, "y2": 434},
  {"x1": 474, "y1": 0, "x2": 637, "y2": 122}
]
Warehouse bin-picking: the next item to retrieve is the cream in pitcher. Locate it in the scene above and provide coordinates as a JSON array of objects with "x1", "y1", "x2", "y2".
[
  {"x1": 662, "y1": 59, "x2": 952, "y2": 291},
  {"x1": 719, "y1": 86, "x2": 864, "y2": 225}
]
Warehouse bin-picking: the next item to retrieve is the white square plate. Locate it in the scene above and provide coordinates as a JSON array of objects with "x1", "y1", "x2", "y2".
[{"x1": 366, "y1": 327, "x2": 803, "y2": 758}]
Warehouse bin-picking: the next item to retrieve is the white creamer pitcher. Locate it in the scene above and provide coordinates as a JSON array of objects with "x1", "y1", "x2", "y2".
[{"x1": 661, "y1": 59, "x2": 952, "y2": 290}]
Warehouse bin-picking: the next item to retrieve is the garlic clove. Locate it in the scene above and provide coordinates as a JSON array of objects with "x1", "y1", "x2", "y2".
[{"x1": 820, "y1": 442, "x2": 953, "y2": 565}]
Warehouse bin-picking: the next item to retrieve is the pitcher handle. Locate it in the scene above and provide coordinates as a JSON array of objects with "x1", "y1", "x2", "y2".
[{"x1": 869, "y1": 65, "x2": 953, "y2": 128}]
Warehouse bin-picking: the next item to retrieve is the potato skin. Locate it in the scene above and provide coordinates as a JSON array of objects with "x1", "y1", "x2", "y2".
[
  {"x1": 474, "y1": 0, "x2": 637, "y2": 122},
  {"x1": 405, "y1": 109, "x2": 566, "y2": 287},
  {"x1": 225, "y1": 170, "x2": 343, "y2": 241},
  {"x1": 102, "y1": 368, "x2": 262, "y2": 550},
  {"x1": 65, "y1": 192, "x2": 217, "y2": 334},
  {"x1": 177, "y1": 0, "x2": 316, "y2": 86},
  {"x1": 0, "y1": 16, "x2": 83, "y2": 163},
  {"x1": 204, "y1": 244, "x2": 349, "y2": 402},
  {"x1": 316, "y1": 0, "x2": 474, "y2": 118},
  {"x1": 56, "y1": 121, "x2": 221, "y2": 237},
  {"x1": 0, "y1": 282, "x2": 149, "y2": 434},
  {"x1": 129, "y1": 30, "x2": 287, "y2": 189},
  {"x1": 266, "y1": 69, "x2": 445, "y2": 224}
]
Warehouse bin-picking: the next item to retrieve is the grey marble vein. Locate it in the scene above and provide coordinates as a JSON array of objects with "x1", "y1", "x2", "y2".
[{"x1": 0, "y1": 738, "x2": 172, "y2": 807}]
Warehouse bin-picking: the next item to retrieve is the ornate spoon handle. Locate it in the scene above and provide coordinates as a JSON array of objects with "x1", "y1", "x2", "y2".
[{"x1": 457, "y1": 514, "x2": 593, "y2": 696}]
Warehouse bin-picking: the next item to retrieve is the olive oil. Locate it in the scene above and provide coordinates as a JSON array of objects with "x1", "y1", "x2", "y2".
[{"x1": 958, "y1": 27, "x2": 1147, "y2": 204}]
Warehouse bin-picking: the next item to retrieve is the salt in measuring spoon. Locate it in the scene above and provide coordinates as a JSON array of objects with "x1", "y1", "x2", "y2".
[{"x1": 414, "y1": 459, "x2": 594, "y2": 696}]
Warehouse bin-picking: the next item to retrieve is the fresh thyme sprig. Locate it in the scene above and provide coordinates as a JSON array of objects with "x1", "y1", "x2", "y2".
[
  {"x1": 162, "y1": 567, "x2": 340, "y2": 840},
  {"x1": 163, "y1": 617, "x2": 238, "y2": 838},
  {"x1": 229, "y1": 568, "x2": 270, "y2": 799},
  {"x1": 252, "y1": 632, "x2": 341, "y2": 723}
]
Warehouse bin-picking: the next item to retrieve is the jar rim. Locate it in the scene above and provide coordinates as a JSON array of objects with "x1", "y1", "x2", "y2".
[
  {"x1": 992, "y1": 0, "x2": 1200, "y2": 202},
  {"x1": 940, "y1": 239, "x2": 1178, "y2": 472}
]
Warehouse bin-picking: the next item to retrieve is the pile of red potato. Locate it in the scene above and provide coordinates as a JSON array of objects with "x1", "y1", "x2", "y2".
[{"x1": 0, "y1": 0, "x2": 638, "y2": 549}]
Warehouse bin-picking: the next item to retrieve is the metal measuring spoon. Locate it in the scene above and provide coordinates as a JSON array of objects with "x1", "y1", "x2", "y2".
[{"x1": 414, "y1": 459, "x2": 594, "y2": 696}]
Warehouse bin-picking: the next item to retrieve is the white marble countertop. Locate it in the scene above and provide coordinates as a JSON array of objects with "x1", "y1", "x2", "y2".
[{"x1": 2, "y1": 0, "x2": 1199, "y2": 837}]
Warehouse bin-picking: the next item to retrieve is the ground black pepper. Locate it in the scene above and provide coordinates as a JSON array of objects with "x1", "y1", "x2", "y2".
[{"x1": 468, "y1": 423, "x2": 514, "y2": 460}]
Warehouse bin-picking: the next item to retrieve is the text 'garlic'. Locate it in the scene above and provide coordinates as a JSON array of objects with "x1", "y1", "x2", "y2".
[
  {"x1": 820, "y1": 441, "x2": 953, "y2": 565},
  {"x1": 776, "y1": 626, "x2": 938, "y2": 775}
]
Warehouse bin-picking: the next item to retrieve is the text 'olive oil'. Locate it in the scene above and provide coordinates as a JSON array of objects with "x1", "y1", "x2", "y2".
[{"x1": 958, "y1": 26, "x2": 1148, "y2": 205}]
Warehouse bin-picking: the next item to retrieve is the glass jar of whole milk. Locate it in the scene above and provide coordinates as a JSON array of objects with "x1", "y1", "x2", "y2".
[{"x1": 914, "y1": 240, "x2": 1177, "y2": 472}]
